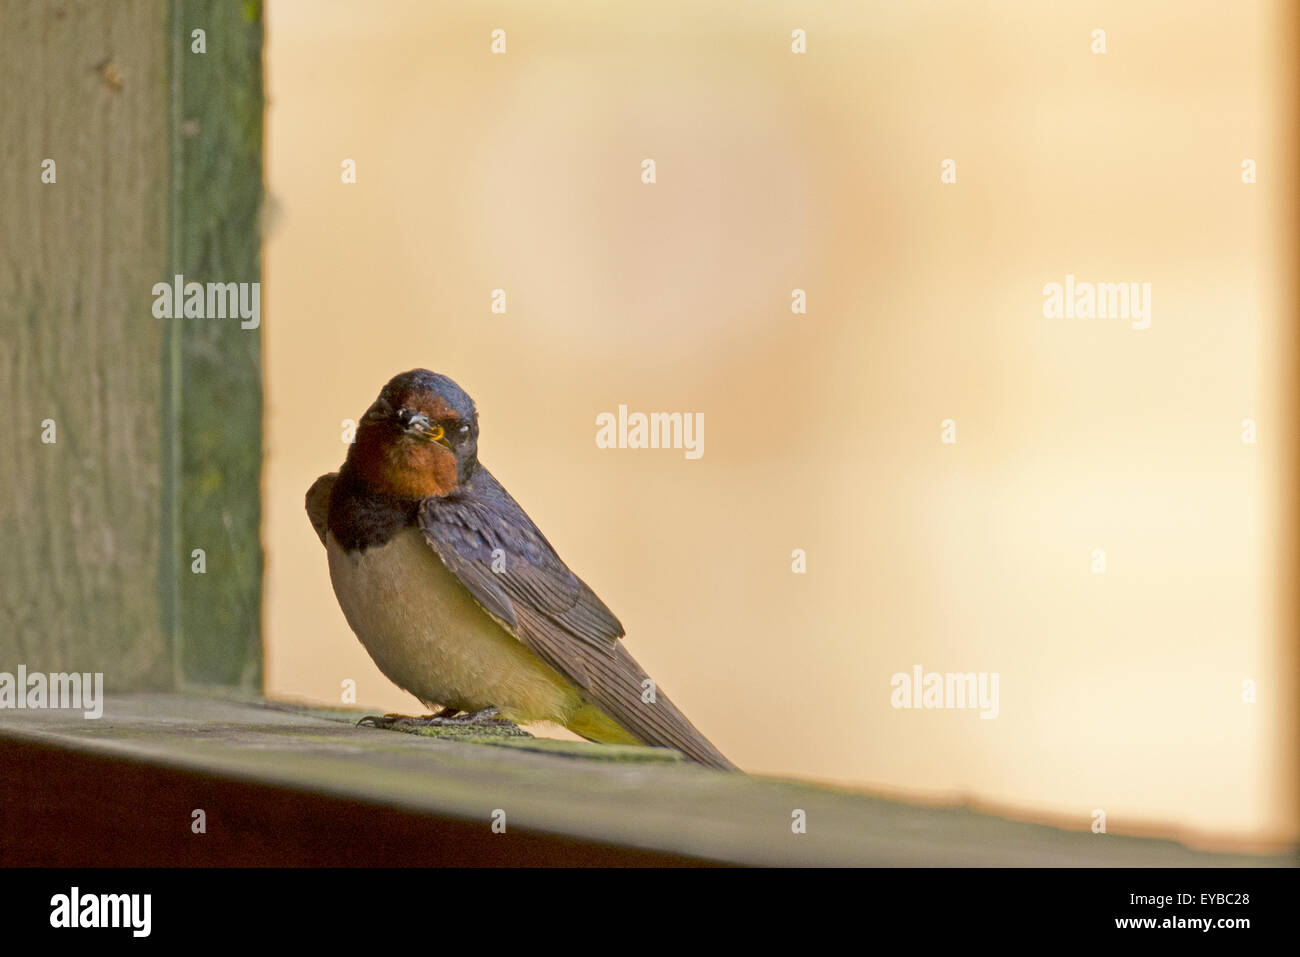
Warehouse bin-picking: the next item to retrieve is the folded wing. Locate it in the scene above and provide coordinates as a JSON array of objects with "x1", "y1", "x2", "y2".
[{"x1": 418, "y1": 467, "x2": 735, "y2": 770}]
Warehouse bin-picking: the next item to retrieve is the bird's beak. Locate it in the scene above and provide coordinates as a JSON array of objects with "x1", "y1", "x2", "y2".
[{"x1": 397, "y1": 409, "x2": 449, "y2": 448}]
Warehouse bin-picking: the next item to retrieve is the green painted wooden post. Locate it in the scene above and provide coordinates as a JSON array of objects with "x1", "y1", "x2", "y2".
[
  {"x1": 172, "y1": 0, "x2": 265, "y2": 687},
  {"x1": 0, "y1": 0, "x2": 264, "y2": 689}
]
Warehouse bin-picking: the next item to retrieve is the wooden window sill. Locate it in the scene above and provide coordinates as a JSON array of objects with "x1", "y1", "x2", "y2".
[{"x1": 0, "y1": 693, "x2": 1284, "y2": 867}]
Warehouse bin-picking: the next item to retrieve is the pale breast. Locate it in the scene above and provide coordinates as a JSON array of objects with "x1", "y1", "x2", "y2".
[{"x1": 325, "y1": 526, "x2": 575, "y2": 718}]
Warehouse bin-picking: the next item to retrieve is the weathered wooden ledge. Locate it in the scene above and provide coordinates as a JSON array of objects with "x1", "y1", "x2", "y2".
[{"x1": 0, "y1": 693, "x2": 1290, "y2": 867}]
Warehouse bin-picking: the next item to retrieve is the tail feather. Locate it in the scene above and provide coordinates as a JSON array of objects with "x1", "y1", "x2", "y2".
[
  {"x1": 564, "y1": 703, "x2": 641, "y2": 746},
  {"x1": 572, "y1": 643, "x2": 738, "y2": 771}
]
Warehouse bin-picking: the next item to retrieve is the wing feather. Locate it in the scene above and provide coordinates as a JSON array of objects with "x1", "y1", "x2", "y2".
[
  {"x1": 418, "y1": 467, "x2": 734, "y2": 769},
  {"x1": 306, "y1": 472, "x2": 338, "y2": 546}
]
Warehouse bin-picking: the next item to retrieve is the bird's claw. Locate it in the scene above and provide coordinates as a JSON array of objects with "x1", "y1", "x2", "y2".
[{"x1": 355, "y1": 712, "x2": 408, "y2": 729}]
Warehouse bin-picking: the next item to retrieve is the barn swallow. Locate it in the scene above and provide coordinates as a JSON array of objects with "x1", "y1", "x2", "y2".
[{"x1": 306, "y1": 369, "x2": 735, "y2": 770}]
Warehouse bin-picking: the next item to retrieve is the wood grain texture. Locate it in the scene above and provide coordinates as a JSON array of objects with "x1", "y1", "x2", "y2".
[
  {"x1": 0, "y1": 0, "x2": 171, "y2": 685},
  {"x1": 0, "y1": 0, "x2": 264, "y2": 688}
]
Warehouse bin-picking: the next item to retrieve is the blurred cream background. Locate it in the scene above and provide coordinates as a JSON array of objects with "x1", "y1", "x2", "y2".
[{"x1": 263, "y1": 0, "x2": 1297, "y2": 851}]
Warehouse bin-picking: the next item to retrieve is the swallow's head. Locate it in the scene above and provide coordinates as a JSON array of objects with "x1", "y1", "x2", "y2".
[{"x1": 349, "y1": 369, "x2": 480, "y2": 499}]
